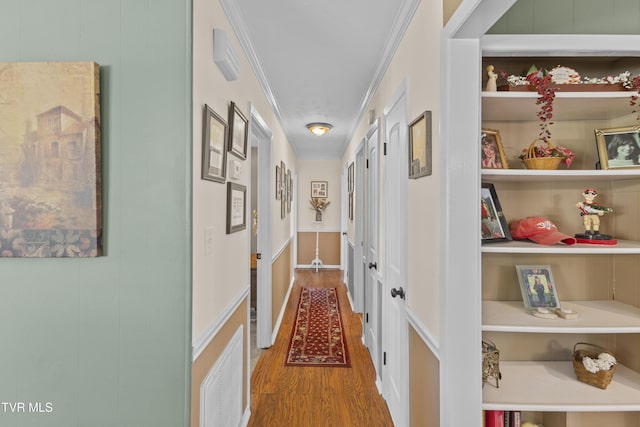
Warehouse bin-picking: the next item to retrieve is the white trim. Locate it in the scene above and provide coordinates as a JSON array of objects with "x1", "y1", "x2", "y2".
[
  {"x1": 271, "y1": 275, "x2": 295, "y2": 344},
  {"x1": 297, "y1": 228, "x2": 342, "y2": 233},
  {"x1": 296, "y1": 264, "x2": 342, "y2": 269},
  {"x1": 341, "y1": 0, "x2": 421, "y2": 158},
  {"x1": 192, "y1": 286, "x2": 249, "y2": 361},
  {"x1": 239, "y1": 408, "x2": 250, "y2": 427},
  {"x1": 481, "y1": 34, "x2": 640, "y2": 56},
  {"x1": 406, "y1": 307, "x2": 440, "y2": 359},
  {"x1": 272, "y1": 236, "x2": 292, "y2": 262}
]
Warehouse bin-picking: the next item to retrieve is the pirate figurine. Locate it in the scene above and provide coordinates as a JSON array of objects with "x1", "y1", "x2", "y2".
[{"x1": 575, "y1": 188, "x2": 615, "y2": 243}]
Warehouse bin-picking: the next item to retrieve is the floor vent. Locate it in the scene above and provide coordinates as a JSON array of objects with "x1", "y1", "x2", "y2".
[{"x1": 201, "y1": 326, "x2": 243, "y2": 427}]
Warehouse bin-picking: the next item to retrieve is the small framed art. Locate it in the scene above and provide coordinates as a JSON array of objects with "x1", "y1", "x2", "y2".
[
  {"x1": 408, "y1": 111, "x2": 432, "y2": 179},
  {"x1": 481, "y1": 128, "x2": 509, "y2": 169},
  {"x1": 228, "y1": 101, "x2": 248, "y2": 159},
  {"x1": 202, "y1": 104, "x2": 228, "y2": 183},
  {"x1": 311, "y1": 181, "x2": 328, "y2": 198},
  {"x1": 595, "y1": 125, "x2": 640, "y2": 169},
  {"x1": 226, "y1": 182, "x2": 247, "y2": 234},
  {"x1": 275, "y1": 164, "x2": 281, "y2": 200},
  {"x1": 481, "y1": 183, "x2": 511, "y2": 242},
  {"x1": 515, "y1": 265, "x2": 560, "y2": 312},
  {"x1": 348, "y1": 162, "x2": 354, "y2": 193}
]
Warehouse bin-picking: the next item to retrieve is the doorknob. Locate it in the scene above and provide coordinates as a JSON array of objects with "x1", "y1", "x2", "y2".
[
  {"x1": 368, "y1": 262, "x2": 377, "y2": 270},
  {"x1": 391, "y1": 287, "x2": 405, "y2": 299}
]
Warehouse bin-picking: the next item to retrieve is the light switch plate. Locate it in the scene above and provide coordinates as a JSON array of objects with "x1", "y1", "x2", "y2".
[{"x1": 205, "y1": 227, "x2": 214, "y2": 255}]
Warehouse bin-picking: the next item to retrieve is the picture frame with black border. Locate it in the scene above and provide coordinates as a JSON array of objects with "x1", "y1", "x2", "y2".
[
  {"x1": 226, "y1": 182, "x2": 247, "y2": 234},
  {"x1": 481, "y1": 183, "x2": 511, "y2": 242},
  {"x1": 408, "y1": 110, "x2": 432, "y2": 179},
  {"x1": 201, "y1": 104, "x2": 228, "y2": 183},
  {"x1": 228, "y1": 101, "x2": 248, "y2": 160}
]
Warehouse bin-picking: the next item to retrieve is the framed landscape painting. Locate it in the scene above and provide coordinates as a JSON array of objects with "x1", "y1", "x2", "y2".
[{"x1": 0, "y1": 62, "x2": 102, "y2": 257}]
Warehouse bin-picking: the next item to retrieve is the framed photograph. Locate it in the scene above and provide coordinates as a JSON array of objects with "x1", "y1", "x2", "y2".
[
  {"x1": 481, "y1": 128, "x2": 509, "y2": 169},
  {"x1": 349, "y1": 192, "x2": 354, "y2": 221},
  {"x1": 289, "y1": 173, "x2": 293, "y2": 202},
  {"x1": 202, "y1": 104, "x2": 228, "y2": 183},
  {"x1": 481, "y1": 183, "x2": 511, "y2": 242},
  {"x1": 311, "y1": 181, "x2": 328, "y2": 198},
  {"x1": 286, "y1": 169, "x2": 291, "y2": 214},
  {"x1": 348, "y1": 162, "x2": 354, "y2": 193},
  {"x1": 408, "y1": 111, "x2": 432, "y2": 179},
  {"x1": 228, "y1": 101, "x2": 248, "y2": 159},
  {"x1": 515, "y1": 265, "x2": 561, "y2": 312},
  {"x1": 226, "y1": 182, "x2": 247, "y2": 234},
  {"x1": 595, "y1": 125, "x2": 640, "y2": 170},
  {"x1": 275, "y1": 164, "x2": 281, "y2": 200}
]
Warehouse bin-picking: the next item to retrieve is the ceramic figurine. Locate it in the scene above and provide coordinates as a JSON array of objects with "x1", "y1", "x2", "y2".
[
  {"x1": 485, "y1": 65, "x2": 498, "y2": 92},
  {"x1": 575, "y1": 188, "x2": 616, "y2": 244}
]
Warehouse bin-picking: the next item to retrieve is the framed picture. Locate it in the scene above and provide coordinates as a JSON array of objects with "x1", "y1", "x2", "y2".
[
  {"x1": 481, "y1": 128, "x2": 509, "y2": 169},
  {"x1": 595, "y1": 125, "x2": 640, "y2": 170},
  {"x1": 348, "y1": 162, "x2": 354, "y2": 193},
  {"x1": 311, "y1": 181, "x2": 328, "y2": 198},
  {"x1": 289, "y1": 173, "x2": 293, "y2": 202},
  {"x1": 286, "y1": 169, "x2": 291, "y2": 214},
  {"x1": 515, "y1": 265, "x2": 561, "y2": 312},
  {"x1": 481, "y1": 183, "x2": 511, "y2": 242},
  {"x1": 349, "y1": 192, "x2": 354, "y2": 220},
  {"x1": 202, "y1": 104, "x2": 228, "y2": 183},
  {"x1": 226, "y1": 182, "x2": 247, "y2": 234},
  {"x1": 275, "y1": 164, "x2": 281, "y2": 200},
  {"x1": 408, "y1": 111, "x2": 432, "y2": 179},
  {"x1": 228, "y1": 101, "x2": 248, "y2": 159}
]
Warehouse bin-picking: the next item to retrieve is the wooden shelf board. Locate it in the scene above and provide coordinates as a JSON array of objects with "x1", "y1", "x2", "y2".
[
  {"x1": 482, "y1": 91, "x2": 634, "y2": 121},
  {"x1": 483, "y1": 300, "x2": 640, "y2": 333},
  {"x1": 482, "y1": 239, "x2": 640, "y2": 254},
  {"x1": 483, "y1": 361, "x2": 640, "y2": 412},
  {"x1": 482, "y1": 169, "x2": 640, "y2": 182}
]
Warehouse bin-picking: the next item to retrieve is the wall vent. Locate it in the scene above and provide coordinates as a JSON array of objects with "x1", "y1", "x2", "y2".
[{"x1": 201, "y1": 326, "x2": 243, "y2": 427}]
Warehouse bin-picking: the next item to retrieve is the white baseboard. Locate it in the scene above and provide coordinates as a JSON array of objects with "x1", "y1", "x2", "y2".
[{"x1": 240, "y1": 408, "x2": 251, "y2": 427}]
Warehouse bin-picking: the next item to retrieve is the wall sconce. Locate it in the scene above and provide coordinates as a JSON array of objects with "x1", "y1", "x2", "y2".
[
  {"x1": 213, "y1": 28, "x2": 239, "y2": 81},
  {"x1": 306, "y1": 122, "x2": 332, "y2": 137}
]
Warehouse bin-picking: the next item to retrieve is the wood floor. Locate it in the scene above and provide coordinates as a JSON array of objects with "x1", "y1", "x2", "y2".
[{"x1": 248, "y1": 269, "x2": 395, "y2": 427}]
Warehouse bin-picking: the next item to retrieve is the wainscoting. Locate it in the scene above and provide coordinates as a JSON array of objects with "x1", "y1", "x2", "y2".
[{"x1": 296, "y1": 231, "x2": 341, "y2": 267}]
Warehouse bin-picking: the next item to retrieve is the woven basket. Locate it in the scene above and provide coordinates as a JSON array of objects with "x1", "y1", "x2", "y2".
[
  {"x1": 522, "y1": 138, "x2": 563, "y2": 170},
  {"x1": 572, "y1": 342, "x2": 616, "y2": 389}
]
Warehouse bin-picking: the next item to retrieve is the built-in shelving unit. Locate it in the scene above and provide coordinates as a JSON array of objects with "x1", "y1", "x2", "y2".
[{"x1": 480, "y1": 56, "x2": 640, "y2": 426}]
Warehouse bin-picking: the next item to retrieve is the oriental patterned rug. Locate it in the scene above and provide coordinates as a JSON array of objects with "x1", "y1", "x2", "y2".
[{"x1": 285, "y1": 287, "x2": 351, "y2": 367}]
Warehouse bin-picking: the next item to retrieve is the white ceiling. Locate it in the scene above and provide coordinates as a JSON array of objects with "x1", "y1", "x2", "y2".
[{"x1": 222, "y1": 0, "x2": 418, "y2": 159}]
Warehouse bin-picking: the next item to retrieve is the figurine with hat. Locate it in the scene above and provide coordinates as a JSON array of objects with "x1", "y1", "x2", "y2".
[{"x1": 575, "y1": 188, "x2": 615, "y2": 244}]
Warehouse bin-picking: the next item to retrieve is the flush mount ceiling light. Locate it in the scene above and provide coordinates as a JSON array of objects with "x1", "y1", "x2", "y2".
[{"x1": 306, "y1": 122, "x2": 332, "y2": 137}]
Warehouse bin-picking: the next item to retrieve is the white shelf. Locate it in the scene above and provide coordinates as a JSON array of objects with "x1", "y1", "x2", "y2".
[
  {"x1": 482, "y1": 91, "x2": 635, "y2": 121},
  {"x1": 483, "y1": 361, "x2": 640, "y2": 412},
  {"x1": 482, "y1": 169, "x2": 640, "y2": 182},
  {"x1": 482, "y1": 239, "x2": 640, "y2": 254},
  {"x1": 483, "y1": 300, "x2": 640, "y2": 333}
]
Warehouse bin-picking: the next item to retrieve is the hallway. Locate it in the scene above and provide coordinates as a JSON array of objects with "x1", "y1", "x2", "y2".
[{"x1": 248, "y1": 269, "x2": 394, "y2": 426}]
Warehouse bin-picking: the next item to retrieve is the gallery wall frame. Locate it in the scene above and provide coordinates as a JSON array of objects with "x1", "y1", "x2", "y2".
[
  {"x1": 275, "y1": 164, "x2": 281, "y2": 200},
  {"x1": 228, "y1": 101, "x2": 248, "y2": 160},
  {"x1": 226, "y1": 182, "x2": 247, "y2": 234},
  {"x1": 408, "y1": 110, "x2": 432, "y2": 179},
  {"x1": 311, "y1": 181, "x2": 328, "y2": 198},
  {"x1": 202, "y1": 104, "x2": 228, "y2": 183}
]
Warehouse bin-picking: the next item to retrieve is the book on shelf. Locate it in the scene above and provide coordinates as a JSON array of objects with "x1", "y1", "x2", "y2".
[{"x1": 485, "y1": 410, "x2": 503, "y2": 427}]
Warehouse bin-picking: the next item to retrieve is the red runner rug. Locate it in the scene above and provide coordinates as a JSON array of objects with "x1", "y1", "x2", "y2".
[{"x1": 285, "y1": 287, "x2": 351, "y2": 367}]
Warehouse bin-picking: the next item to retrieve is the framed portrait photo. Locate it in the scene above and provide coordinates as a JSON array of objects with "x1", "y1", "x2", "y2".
[
  {"x1": 228, "y1": 101, "x2": 248, "y2": 159},
  {"x1": 515, "y1": 265, "x2": 561, "y2": 312},
  {"x1": 481, "y1": 128, "x2": 509, "y2": 169},
  {"x1": 481, "y1": 183, "x2": 511, "y2": 242},
  {"x1": 311, "y1": 181, "x2": 328, "y2": 198},
  {"x1": 226, "y1": 182, "x2": 247, "y2": 234},
  {"x1": 202, "y1": 104, "x2": 228, "y2": 183},
  {"x1": 408, "y1": 111, "x2": 432, "y2": 179},
  {"x1": 595, "y1": 125, "x2": 640, "y2": 170}
]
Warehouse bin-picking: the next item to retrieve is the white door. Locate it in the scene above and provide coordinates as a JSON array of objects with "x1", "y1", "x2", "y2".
[
  {"x1": 364, "y1": 120, "x2": 382, "y2": 382},
  {"x1": 353, "y1": 142, "x2": 365, "y2": 314},
  {"x1": 382, "y1": 84, "x2": 409, "y2": 426}
]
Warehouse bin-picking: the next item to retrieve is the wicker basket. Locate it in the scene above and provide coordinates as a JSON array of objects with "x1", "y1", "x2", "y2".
[
  {"x1": 522, "y1": 138, "x2": 563, "y2": 170},
  {"x1": 572, "y1": 342, "x2": 617, "y2": 389}
]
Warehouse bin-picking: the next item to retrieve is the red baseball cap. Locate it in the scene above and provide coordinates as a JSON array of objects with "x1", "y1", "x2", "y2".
[{"x1": 509, "y1": 217, "x2": 577, "y2": 245}]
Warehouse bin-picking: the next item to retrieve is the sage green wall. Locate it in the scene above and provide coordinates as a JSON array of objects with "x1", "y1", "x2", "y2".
[
  {"x1": 490, "y1": 0, "x2": 640, "y2": 34},
  {"x1": 0, "y1": 1, "x2": 192, "y2": 426}
]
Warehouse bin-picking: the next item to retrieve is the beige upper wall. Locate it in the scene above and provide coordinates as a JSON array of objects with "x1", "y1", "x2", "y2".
[
  {"x1": 192, "y1": 0, "x2": 296, "y2": 342},
  {"x1": 342, "y1": 0, "x2": 443, "y2": 340},
  {"x1": 297, "y1": 159, "x2": 342, "y2": 231}
]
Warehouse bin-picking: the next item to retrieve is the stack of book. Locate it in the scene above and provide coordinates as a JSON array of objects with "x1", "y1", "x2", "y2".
[{"x1": 484, "y1": 410, "x2": 521, "y2": 427}]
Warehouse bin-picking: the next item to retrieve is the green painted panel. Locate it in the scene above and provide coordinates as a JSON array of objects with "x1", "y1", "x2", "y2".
[{"x1": 0, "y1": 0, "x2": 192, "y2": 426}]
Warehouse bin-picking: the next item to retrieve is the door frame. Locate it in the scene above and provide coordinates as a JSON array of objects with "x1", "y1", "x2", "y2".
[
  {"x1": 249, "y1": 104, "x2": 274, "y2": 349},
  {"x1": 353, "y1": 140, "x2": 365, "y2": 314},
  {"x1": 381, "y1": 80, "x2": 409, "y2": 426},
  {"x1": 341, "y1": 161, "x2": 349, "y2": 286}
]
